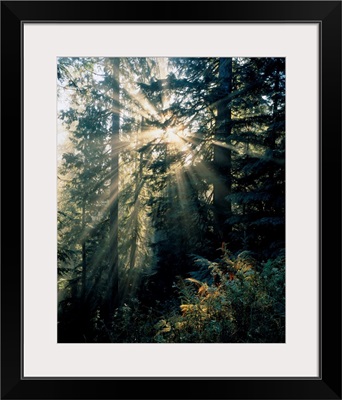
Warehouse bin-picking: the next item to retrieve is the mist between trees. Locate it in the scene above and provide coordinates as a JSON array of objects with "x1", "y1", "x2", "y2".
[{"x1": 57, "y1": 57, "x2": 285, "y2": 343}]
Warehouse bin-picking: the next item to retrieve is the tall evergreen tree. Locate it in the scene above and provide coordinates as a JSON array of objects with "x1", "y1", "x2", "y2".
[
  {"x1": 227, "y1": 57, "x2": 285, "y2": 258},
  {"x1": 57, "y1": 57, "x2": 285, "y2": 343},
  {"x1": 213, "y1": 58, "x2": 233, "y2": 248},
  {"x1": 102, "y1": 58, "x2": 120, "y2": 322}
]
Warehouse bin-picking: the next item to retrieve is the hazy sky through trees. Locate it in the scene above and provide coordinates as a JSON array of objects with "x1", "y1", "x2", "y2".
[{"x1": 57, "y1": 57, "x2": 285, "y2": 343}]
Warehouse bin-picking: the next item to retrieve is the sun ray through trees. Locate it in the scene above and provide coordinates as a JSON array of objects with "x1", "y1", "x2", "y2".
[{"x1": 57, "y1": 57, "x2": 285, "y2": 343}]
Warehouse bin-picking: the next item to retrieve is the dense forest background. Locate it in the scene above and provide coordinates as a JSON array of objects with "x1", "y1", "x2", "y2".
[{"x1": 57, "y1": 57, "x2": 285, "y2": 343}]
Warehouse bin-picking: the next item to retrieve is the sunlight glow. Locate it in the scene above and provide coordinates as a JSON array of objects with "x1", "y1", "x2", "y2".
[{"x1": 165, "y1": 127, "x2": 182, "y2": 144}]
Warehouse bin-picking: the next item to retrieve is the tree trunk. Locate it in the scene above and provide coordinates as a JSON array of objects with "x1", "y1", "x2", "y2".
[
  {"x1": 129, "y1": 151, "x2": 143, "y2": 272},
  {"x1": 103, "y1": 58, "x2": 120, "y2": 322},
  {"x1": 81, "y1": 199, "x2": 87, "y2": 303},
  {"x1": 213, "y1": 58, "x2": 232, "y2": 249},
  {"x1": 268, "y1": 58, "x2": 280, "y2": 151}
]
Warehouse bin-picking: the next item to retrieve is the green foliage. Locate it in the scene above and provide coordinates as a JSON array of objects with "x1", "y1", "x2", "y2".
[
  {"x1": 57, "y1": 56, "x2": 285, "y2": 343},
  {"x1": 153, "y1": 248, "x2": 285, "y2": 343},
  {"x1": 62, "y1": 246, "x2": 284, "y2": 343}
]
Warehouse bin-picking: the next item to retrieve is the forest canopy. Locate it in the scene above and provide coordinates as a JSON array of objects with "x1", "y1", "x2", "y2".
[{"x1": 57, "y1": 57, "x2": 285, "y2": 343}]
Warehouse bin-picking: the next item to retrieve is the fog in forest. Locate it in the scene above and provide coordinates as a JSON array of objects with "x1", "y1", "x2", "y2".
[{"x1": 57, "y1": 57, "x2": 285, "y2": 343}]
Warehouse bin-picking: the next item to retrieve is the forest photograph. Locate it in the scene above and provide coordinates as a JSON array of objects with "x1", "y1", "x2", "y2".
[{"x1": 57, "y1": 57, "x2": 285, "y2": 344}]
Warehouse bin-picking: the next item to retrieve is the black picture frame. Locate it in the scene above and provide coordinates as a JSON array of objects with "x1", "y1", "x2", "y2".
[{"x1": 1, "y1": 1, "x2": 341, "y2": 399}]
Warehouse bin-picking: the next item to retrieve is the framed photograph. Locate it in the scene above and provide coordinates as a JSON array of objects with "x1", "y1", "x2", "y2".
[{"x1": 1, "y1": 1, "x2": 341, "y2": 399}]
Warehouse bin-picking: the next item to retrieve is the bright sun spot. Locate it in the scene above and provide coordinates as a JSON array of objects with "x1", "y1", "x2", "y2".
[{"x1": 165, "y1": 127, "x2": 182, "y2": 144}]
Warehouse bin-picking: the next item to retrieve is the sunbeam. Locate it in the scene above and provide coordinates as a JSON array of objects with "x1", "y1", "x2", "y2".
[{"x1": 57, "y1": 56, "x2": 285, "y2": 344}]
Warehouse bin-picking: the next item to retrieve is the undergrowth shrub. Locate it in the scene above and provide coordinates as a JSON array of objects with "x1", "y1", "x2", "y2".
[
  {"x1": 153, "y1": 248, "x2": 285, "y2": 343},
  {"x1": 88, "y1": 248, "x2": 285, "y2": 343}
]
